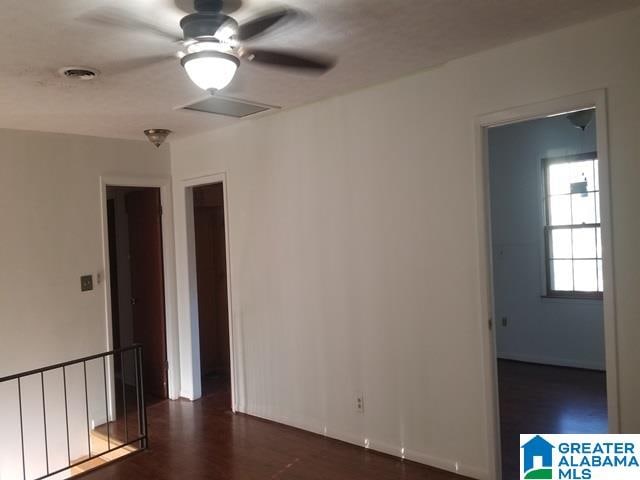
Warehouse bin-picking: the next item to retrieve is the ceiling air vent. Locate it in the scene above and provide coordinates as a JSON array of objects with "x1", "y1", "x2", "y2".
[
  {"x1": 58, "y1": 66, "x2": 99, "y2": 81},
  {"x1": 181, "y1": 95, "x2": 277, "y2": 118}
]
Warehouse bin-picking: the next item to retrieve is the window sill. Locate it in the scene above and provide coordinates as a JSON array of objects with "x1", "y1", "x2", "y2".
[{"x1": 541, "y1": 294, "x2": 603, "y2": 302}]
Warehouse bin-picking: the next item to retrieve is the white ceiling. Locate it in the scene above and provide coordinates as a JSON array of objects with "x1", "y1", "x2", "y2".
[{"x1": 0, "y1": 0, "x2": 638, "y2": 141}]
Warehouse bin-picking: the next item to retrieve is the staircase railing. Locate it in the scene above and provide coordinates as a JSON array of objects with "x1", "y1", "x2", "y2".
[{"x1": 0, "y1": 345, "x2": 148, "y2": 480}]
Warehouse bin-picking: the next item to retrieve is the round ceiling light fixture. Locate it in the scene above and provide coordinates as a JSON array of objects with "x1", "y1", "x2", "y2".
[
  {"x1": 181, "y1": 49, "x2": 239, "y2": 94},
  {"x1": 180, "y1": 33, "x2": 240, "y2": 94},
  {"x1": 144, "y1": 129, "x2": 172, "y2": 148},
  {"x1": 178, "y1": 3, "x2": 240, "y2": 93}
]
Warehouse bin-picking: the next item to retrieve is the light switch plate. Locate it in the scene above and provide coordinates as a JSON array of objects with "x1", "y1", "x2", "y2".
[{"x1": 81, "y1": 275, "x2": 93, "y2": 292}]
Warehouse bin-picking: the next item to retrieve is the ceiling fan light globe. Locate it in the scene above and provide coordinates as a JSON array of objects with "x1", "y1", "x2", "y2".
[{"x1": 181, "y1": 51, "x2": 239, "y2": 91}]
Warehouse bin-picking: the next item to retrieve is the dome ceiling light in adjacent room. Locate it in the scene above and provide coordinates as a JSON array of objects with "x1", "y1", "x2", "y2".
[{"x1": 567, "y1": 109, "x2": 594, "y2": 131}]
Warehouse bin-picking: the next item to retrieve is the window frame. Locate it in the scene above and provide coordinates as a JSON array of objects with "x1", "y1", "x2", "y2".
[{"x1": 542, "y1": 151, "x2": 603, "y2": 300}]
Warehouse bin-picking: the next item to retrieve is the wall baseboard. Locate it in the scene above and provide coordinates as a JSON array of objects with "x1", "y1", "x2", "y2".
[
  {"x1": 180, "y1": 391, "x2": 196, "y2": 401},
  {"x1": 497, "y1": 352, "x2": 605, "y2": 371},
  {"x1": 91, "y1": 415, "x2": 109, "y2": 429},
  {"x1": 239, "y1": 406, "x2": 488, "y2": 480}
]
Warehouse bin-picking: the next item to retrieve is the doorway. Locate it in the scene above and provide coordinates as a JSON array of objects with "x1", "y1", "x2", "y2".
[
  {"x1": 106, "y1": 186, "x2": 169, "y2": 404},
  {"x1": 486, "y1": 108, "x2": 609, "y2": 479},
  {"x1": 192, "y1": 183, "x2": 231, "y2": 407}
]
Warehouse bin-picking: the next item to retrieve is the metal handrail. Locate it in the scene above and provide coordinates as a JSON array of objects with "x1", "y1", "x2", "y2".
[
  {"x1": 0, "y1": 345, "x2": 142, "y2": 383},
  {"x1": 0, "y1": 344, "x2": 148, "y2": 480}
]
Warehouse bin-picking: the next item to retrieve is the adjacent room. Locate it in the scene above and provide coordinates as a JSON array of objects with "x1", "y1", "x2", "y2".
[
  {"x1": 1, "y1": 1, "x2": 639, "y2": 479},
  {"x1": 488, "y1": 111, "x2": 608, "y2": 479}
]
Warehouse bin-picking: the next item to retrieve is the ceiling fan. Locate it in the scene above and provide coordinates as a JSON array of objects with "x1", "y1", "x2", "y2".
[{"x1": 81, "y1": 0, "x2": 336, "y2": 93}]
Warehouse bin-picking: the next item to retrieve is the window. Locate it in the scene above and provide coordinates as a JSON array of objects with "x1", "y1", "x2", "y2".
[{"x1": 543, "y1": 152, "x2": 602, "y2": 298}]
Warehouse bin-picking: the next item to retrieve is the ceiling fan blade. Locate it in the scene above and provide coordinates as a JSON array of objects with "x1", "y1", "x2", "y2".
[
  {"x1": 174, "y1": 0, "x2": 243, "y2": 14},
  {"x1": 242, "y1": 49, "x2": 336, "y2": 73},
  {"x1": 101, "y1": 55, "x2": 177, "y2": 76},
  {"x1": 237, "y1": 9, "x2": 296, "y2": 41},
  {"x1": 78, "y1": 8, "x2": 183, "y2": 42}
]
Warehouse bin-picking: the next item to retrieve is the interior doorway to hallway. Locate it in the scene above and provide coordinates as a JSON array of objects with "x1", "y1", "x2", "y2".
[
  {"x1": 192, "y1": 183, "x2": 231, "y2": 407},
  {"x1": 106, "y1": 186, "x2": 169, "y2": 405}
]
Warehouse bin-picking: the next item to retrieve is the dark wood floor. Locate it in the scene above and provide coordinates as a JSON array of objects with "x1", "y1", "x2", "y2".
[
  {"x1": 84, "y1": 378, "x2": 470, "y2": 480},
  {"x1": 498, "y1": 360, "x2": 607, "y2": 480},
  {"x1": 86, "y1": 361, "x2": 607, "y2": 480}
]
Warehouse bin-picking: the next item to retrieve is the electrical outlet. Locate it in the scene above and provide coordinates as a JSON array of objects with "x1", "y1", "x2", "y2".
[
  {"x1": 356, "y1": 394, "x2": 364, "y2": 413},
  {"x1": 502, "y1": 316, "x2": 508, "y2": 327}
]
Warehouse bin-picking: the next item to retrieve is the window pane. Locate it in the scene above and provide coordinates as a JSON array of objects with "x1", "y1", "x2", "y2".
[
  {"x1": 550, "y1": 229, "x2": 572, "y2": 258},
  {"x1": 572, "y1": 228, "x2": 597, "y2": 259},
  {"x1": 548, "y1": 195, "x2": 571, "y2": 225},
  {"x1": 571, "y1": 193, "x2": 597, "y2": 224},
  {"x1": 569, "y1": 160, "x2": 596, "y2": 192},
  {"x1": 574, "y1": 260, "x2": 598, "y2": 292},
  {"x1": 545, "y1": 157, "x2": 602, "y2": 297},
  {"x1": 597, "y1": 260, "x2": 603, "y2": 292},
  {"x1": 548, "y1": 163, "x2": 572, "y2": 195},
  {"x1": 551, "y1": 260, "x2": 573, "y2": 291}
]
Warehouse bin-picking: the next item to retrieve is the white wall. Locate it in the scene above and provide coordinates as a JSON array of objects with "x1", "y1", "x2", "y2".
[
  {"x1": 171, "y1": 8, "x2": 640, "y2": 479},
  {"x1": 0, "y1": 129, "x2": 170, "y2": 375},
  {"x1": 0, "y1": 129, "x2": 170, "y2": 477},
  {"x1": 489, "y1": 116, "x2": 604, "y2": 370}
]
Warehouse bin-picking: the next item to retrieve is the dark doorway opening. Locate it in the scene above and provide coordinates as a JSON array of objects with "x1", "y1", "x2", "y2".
[
  {"x1": 107, "y1": 186, "x2": 168, "y2": 409},
  {"x1": 192, "y1": 183, "x2": 231, "y2": 407}
]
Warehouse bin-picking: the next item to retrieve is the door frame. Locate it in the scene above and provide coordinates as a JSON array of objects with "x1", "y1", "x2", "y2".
[
  {"x1": 474, "y1": 89, "x2": 620, "y2": 479},
  {"x1": 99, "y1": 176, "x2": 180, "y2": 404},
  {"x1": 174, "y1": 172, "x2": 237, "y2": 409}
]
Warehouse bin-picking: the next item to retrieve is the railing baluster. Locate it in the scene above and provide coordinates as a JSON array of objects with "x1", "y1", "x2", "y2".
[
  {"x1": 41, "y1": 372, "x2": 50, "y2": 475},
  {"x1": 120, "y1": 350, "x2": 129, "y2": 443},
  {"x1": 17, "y1": 378, "x2": 26, "y2": 480},
  {"x1": 2, "y1": 345, "x2": 148, "y2": 479},
  {"x1": 136, "y1": 346, "x2": 148, "y2": 449},
  {"x1": 134, "y1": 347, "x2": 142, "y2": 442},
  {"x1": 102, "y1": 356, "x2": 111, "y2": 451},
  {"x1": 62, "y1": 366, "x2": 71, "y2": 466},
  {"x1": 83, "y1": 361, "x2": 92, "y2": 459}
]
